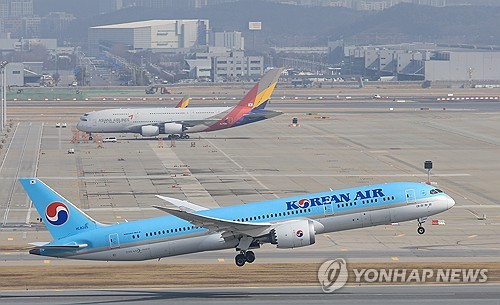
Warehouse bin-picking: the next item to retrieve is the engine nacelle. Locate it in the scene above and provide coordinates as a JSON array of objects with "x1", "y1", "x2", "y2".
[
  {"x1": 270, "y1": 219, "x2": 316, "y2": 249},
  {"x1": 163, "y1": 123, "x2": 183, "y2": 134},
  {"x1": 141, "y1": 125, "x2": 159, "y2": 137}
]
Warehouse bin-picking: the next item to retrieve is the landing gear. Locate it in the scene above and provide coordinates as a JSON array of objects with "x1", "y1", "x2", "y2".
[
  {"x1": 88, "y1": 133, "x2": 93, "y2": 141},
  {"x1": 245, "y1": 251, "x2": 255, "y2": 263},
  {"x1": 235, "y1": 253, "x2": 246, "y2": 267},
  {"x1": 417, "y1": 217, "x2": 427, "y2": 235},
  {"x1": 234, "y1": 250, "x2": 256, "y2": 267},
  {"x1": 167, "y1": 134, "x2": 190, "y2": 140}
]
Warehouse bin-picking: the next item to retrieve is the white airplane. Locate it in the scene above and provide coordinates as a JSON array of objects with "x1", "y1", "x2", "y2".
[
  {"x1": 21, "y1": 178, "x2": 454, "y2": 266},
  {"x1": 76, "y1": 69, "x2": 283, "y2": 140}
]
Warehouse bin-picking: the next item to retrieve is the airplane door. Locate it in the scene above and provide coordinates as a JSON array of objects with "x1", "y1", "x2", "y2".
[
  {"x1": 405, "y1": 189, "x2": 416, "y2": 204},
  {"x1": 324, "y1": 201, "x2": 334, "y2": 216},
  {"x1": 362, "y1": 212, "x2": 371, "y2": 227},
  {"x1": 109, "y1": 233, "x2": 120, "y2": 249}
]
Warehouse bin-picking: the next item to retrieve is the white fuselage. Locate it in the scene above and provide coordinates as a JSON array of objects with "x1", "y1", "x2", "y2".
[{"x1": 76, "y1": 107, "x2": 231, "y2": 134}]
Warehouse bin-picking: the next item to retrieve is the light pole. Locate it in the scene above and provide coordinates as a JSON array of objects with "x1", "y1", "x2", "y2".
[{"x1": 0, "y1": 61, "x2": 8, "y2": 133}]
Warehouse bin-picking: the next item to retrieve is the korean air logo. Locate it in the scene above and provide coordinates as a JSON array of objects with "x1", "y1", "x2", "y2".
[
  {"x1": 45, "y1": 202, "x2": 70, "y2": 226},
  {"x1": 298, "y1": 199, "x2": 310, "y2": 209},
  {"x1": 296, "y1": 229, "x2": 304, "y2": 238}
]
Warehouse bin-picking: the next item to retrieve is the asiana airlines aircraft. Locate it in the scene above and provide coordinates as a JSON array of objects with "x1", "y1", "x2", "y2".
[
  {"x1": 21, "y1": 178, "x2": 454, "y2": 267},
  {"x1": 76, "y1": 68, "x2": 283, "y2": 140}
]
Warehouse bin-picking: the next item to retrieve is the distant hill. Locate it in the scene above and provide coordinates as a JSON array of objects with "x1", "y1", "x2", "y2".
[
  {"x1": 333, "y1": 3, "x2": 500, "y2": 45},
  {"x1": 57, "y1": 1, "x2": 500, "y2": 48}
]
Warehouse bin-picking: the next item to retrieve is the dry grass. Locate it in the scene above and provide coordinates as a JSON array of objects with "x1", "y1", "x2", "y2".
[{"x1": 1, "y1": 262, "x2": 499, "y2": 290}]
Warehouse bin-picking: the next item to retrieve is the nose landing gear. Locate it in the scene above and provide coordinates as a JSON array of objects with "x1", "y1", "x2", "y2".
[
  {"x1": 417, "y1": 217, "x2": 427, "y2": 235},
  {"x1": 234, "y1": 250, "x2": 256, "y2": 267}
]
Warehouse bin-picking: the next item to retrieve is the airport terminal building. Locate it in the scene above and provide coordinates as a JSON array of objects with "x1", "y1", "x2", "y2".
[{"x1": 88, "y1": 19, "x2": 210, "y2": 56}]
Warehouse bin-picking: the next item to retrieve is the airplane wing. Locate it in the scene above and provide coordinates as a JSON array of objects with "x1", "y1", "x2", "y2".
[
  {"x1": 155, "y1": 195, "x2": 208, "y2": 212},
  {"x1": 152, "y1": 206, "x2": 271, "y2": 237}
]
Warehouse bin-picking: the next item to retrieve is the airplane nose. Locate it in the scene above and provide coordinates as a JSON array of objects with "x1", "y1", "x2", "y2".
[{"x1": 447, "y1": 196, "x2": 455, "y2": 209}]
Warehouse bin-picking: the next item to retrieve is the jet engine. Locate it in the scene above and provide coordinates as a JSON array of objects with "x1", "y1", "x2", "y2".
[
  {"x1": 163, "y1": 123, "x2": 183, "y2": 134},
  {"x1": 270, "y1": 219, "x2": 316, "y2": 248},
  {"x1": 141, "y1": 125, "x2": 160, "y2": 137}
]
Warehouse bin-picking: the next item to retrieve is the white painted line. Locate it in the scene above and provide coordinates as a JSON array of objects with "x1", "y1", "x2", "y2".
[
  {"x1": 0, "y1": 122, "x2": 19, "y2": 174},
  {"x1": 203, "y1": 138, "x2": 279, "y2": 199},
  {"x1": 25, "y1": 122, "x2": 43, "y2": 225}
]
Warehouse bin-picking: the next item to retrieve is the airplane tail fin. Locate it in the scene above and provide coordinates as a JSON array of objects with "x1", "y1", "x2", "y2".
[
  {"x1": 250, "y1": 68, "x2": 283, "y2": 109},
  {"x1": 175, "y1": 95, "x2": 190, "y2": 108},
  {"x1": 204, "y1": 68, "x2": 283, "y2": 131},
  {"x1": 20, "y1": 178, "x2": 104, "y2": 240}
]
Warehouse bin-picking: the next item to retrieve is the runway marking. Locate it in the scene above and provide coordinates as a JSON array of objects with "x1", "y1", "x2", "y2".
[
  {"x1": 395, "y1": 233, "x2": 406, "y2": 238},
  {"x1": 203, "y1": 138, "x2": 279, "y2": 199},
  {"x1": 341, "y1": 248, "x2": 348, "y2": 252},
  {"x1": 468, "y1": 235, "x2": 478, "y2": 239},
  {"x1": 218, "y1": 258, "x2": 225, "y2": 262},
  {"x1": 0, "y1": 122, "x2": 19, "y2": 173},
  {"x1": 43, "y1": 260, "x2": 51, "y2": 264},
  {"x1": 391, "y1": 257, "x2": 400, "y2": 261},
  {"x1": 25, "y1": 122, "x2": 43, "y2": 225},
  {"x1": 7, "y1": 237, "x2": 13, "y2": 241}
]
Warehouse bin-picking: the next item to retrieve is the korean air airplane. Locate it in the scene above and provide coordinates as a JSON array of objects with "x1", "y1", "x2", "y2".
[
  {"x1": 76, "y1": 69, "x2": 283, "y2": 140},
  {"x1": 20, "y1": 178, "x2": 454, "y2": 266}
]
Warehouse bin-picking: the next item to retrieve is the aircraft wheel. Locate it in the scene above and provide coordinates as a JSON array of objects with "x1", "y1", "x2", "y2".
[
  {"x1": 89, "y1": 136, "x2": 93, "y2": 141},
  {"x1": 235, "y1": 254, "x2": 246, "y2": 267},
  {"x1": 417, "y1": 226, "x2": 425, "y2": 235},
  {"x1": 244, "y1": 251, "x2": 255, "y2": 263},
  {"x1": 184, "y1": 134, "x2": 190, "y2": 139},
  {"x1": 167, "y1": 135, "x2": 172, "y2": 140}
]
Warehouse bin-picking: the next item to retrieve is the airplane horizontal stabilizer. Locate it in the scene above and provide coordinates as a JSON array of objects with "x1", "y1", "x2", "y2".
[
  {"x1": 30, "y1": 242, "x2": 88, "y2": 249},
  {"x1": 152, "y1": 205, "x2": 271, "y2": 237}
]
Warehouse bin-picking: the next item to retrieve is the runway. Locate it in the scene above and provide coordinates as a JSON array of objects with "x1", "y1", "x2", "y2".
[
  {"x1": 0, "y1": 122, "x2": 43, "y2": 227},
  {"x1": 1, "y1": 285, "x2": 499, "y2": 305}
]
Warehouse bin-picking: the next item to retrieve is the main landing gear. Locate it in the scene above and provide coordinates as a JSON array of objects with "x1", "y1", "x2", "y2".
[
  {"x1": 166, "y1": 134, "x2": 190, "y2": 140},
  {"x1": 417, "y1": 217, "x2": 427, "y2": 235},
  {"x1": 235, "y1": 250, "x2": 256, "y2": 267},
  {"x1": 87, "y1": 133, "x2": 93, "y2": 141}
]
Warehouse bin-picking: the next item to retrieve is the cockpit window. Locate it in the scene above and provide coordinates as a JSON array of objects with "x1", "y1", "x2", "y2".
[
  {"x1": 430, "y1": 189, "x2": 443, "y2": 194},
  {"x1": 83, "y1": 113, "x2": 89, "y2": 116},
  {"x1": 80, "y1": 118, "x2": 88, "y2": 121}
]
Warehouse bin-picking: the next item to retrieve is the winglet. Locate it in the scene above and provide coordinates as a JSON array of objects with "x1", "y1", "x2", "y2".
[{"x1": 175, "y1": 95, "x2": 190, "y2": 108}]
